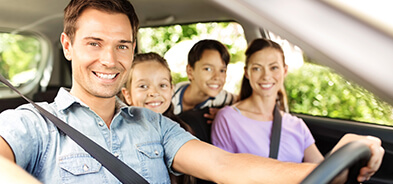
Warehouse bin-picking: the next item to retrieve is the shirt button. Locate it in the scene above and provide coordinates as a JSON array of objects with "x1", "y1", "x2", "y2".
[
  {"x1": 83, "y1": 164, "x2": 89, "y2": 172},
  {"x1": 114, "y1": 153, "x2": 120, "y2": 158},
  {"x1": 154, "y1": 150, "x2": 159, "y2": 156},
  {"x1": 98, "y1": 121, "x2": 104, "y2": 127}
]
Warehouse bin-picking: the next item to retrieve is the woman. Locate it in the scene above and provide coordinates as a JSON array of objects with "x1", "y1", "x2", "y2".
[{"x1": 211, "y1": 38, "x2": 324, "y2": 163}]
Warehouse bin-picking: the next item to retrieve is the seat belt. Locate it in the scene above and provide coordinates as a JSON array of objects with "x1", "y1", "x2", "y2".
[
  {"x1": 0, "y1": 75, "x2": 148, "y2": 184},
  {"x1": 269, "y1": 103, "x2": 282, "y2": 159}
]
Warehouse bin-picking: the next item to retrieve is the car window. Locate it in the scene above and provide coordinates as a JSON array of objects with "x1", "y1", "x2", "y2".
[
  {"x1": 0, "y1": 31, "x2": 51, "y2": 97},
  {"x1": 267, "y1": 32, "x2": 393, "y2": 126},
  {"x1": 138, "y1": 21, "x2": 247, "y2": 94}
]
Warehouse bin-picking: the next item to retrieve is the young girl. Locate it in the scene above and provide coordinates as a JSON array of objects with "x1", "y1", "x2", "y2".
[
  {"x1": 172, "y1": 39, "x2": 238, "y2": 144},
  {"x1": 120, "y1": 52, "x2": 195, "y2": 184},
  {"x1": 211, "y1": 38, "x2": 324, "y2": 163}
]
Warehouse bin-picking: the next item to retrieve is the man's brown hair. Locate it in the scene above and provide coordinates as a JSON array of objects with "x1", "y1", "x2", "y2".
[{"x1": 63, "y1": 0, "x2": 139, "y2": 43}]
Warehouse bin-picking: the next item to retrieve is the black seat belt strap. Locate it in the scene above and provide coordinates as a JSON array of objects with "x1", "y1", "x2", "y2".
[
  {"x1": 269, "y1": 103, "x2": 282, "y2": 159},
  {"x1": 0, "y1": 75, "x2": 148, "y2": 184}
]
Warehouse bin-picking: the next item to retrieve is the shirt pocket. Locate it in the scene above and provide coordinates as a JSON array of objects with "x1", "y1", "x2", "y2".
[
  {"x1": 136, "y1": 142, "x2": 170, "y2": 184},
  {"x1": 59, "y1": 153, "x2": 108, "y2": 184}
]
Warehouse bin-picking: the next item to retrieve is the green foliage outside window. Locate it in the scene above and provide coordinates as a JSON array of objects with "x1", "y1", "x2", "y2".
[
  {"x1": 139, "y1": 22, "x2": 245, "y2": 59},
  {"x1": 285, "y1": 62, "x2": 393, "y2": 126},
  {"x1": 0, "y1": 33, "x2": 41, "y2": 86}
]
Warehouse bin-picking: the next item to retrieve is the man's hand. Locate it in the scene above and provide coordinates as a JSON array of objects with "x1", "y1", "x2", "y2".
[{"x1": 333, "y1": 133, "x2": 384, "y2": 182}]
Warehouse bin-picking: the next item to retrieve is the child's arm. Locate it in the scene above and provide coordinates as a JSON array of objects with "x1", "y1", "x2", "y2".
[{"x1": 204, "y1": 107, "x2": 220, "y2": 124}]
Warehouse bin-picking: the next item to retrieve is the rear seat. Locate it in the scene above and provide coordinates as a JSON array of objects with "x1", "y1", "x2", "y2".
[
  {"x1": 33, "y1": 86, "x2": 62, "y2": 103},
  {"x1": 0, "y1": 97, "x2": 27, "y2": 112},
  {"x1": 0, "y1": 86, "x2": 63, "y2": 113}
]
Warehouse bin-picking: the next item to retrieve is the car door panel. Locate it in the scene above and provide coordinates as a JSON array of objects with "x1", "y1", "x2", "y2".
[{"x1": 298, "y1": 113, "x2": 393, "y2": 184}]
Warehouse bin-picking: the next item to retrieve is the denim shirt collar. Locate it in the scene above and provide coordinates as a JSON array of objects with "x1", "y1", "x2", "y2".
[
  {"x1": 54, "y1": 88, "x2": 81, "y2": 111},
  {"x1": 55, "y1": 87, "x2": 129, "y2": 116}
]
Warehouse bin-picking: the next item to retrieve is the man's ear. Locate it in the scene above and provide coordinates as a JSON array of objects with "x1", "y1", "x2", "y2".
[
  {"x1": 61, "y1": 32, "x2": 72, "y2": 61},
  {"x1": 121, "y1": 87, "x2": 132, "y2": 106},
  {"x1": 186, "y1": 64, "x2": 194, "y2": 81}
]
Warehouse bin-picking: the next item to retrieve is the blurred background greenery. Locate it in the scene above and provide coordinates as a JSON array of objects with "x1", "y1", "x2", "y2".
[
  {"x1": 0, "y1": 33, "x2": 41, "y2": 86},
  {"x1": 285, "y1": 60, "x2": 393, "y2": 125}
]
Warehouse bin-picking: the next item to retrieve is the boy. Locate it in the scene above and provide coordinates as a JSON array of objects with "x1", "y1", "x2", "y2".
[{"x1": 172, "y1": 39, "x2": 237, "y2": 143}]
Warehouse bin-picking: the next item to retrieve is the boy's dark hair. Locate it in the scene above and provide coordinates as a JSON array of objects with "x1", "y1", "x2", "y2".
[
  {"x1": 64, "y1": 0, "x2": 139, "y2": 43},
  {"x1": 187, "y1": 39, "x2": 230, "y2": 68}
]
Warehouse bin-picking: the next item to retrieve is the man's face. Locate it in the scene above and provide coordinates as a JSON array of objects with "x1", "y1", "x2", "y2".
[{"x1": 62, "y1": 8, "x2": 135, "y2": 99}]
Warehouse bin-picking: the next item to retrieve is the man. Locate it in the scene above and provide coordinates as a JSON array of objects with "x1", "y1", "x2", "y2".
[{"x1": 0, "y1": 0, "x2": 384, "y2": 183}]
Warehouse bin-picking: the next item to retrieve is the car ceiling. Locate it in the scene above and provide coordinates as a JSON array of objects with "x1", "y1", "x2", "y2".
[{"x1": 0, "y1": 0, "x2": 238, "y2": 43}]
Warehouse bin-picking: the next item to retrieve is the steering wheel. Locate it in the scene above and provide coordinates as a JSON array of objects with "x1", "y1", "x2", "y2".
[{"x1": 301, "y1": 141, "x2": 371, "y2": 184}]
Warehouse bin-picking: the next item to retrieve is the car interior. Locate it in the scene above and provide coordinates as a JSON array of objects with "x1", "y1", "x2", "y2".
[{"x1": 0, "y1": 0, "x2": 392, "y2": 183}]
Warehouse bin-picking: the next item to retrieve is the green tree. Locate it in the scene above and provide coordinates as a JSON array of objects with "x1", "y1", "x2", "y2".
[
  {"x1": 285, "y1": 62, "x2": 393, "y2": 126},
  {"x1": 0, "y1": 33, "x2": 41, "y2": 85},
  {"x1": 138, "y1": 22, "x2": 246, "y2": 64}
]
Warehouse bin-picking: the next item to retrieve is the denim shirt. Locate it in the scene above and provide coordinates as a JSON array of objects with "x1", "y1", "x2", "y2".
[{"x1": 0, "y1": 88, "x2": 196, "y2": 184}]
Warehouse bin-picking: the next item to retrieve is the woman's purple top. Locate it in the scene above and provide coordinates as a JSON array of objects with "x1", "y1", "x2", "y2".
[{"x1": 211, "y1": 106, "x2": 314, "y2": 163}]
